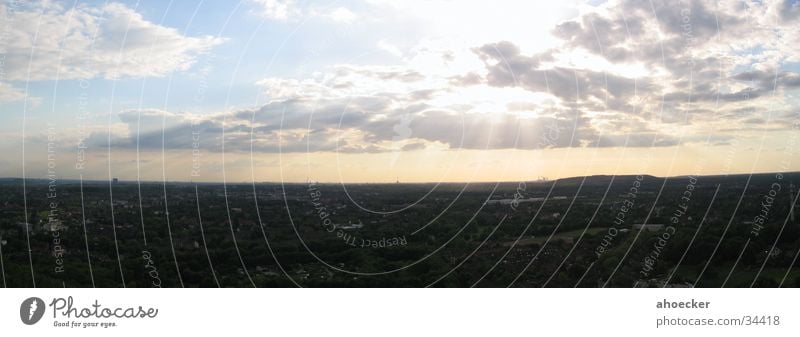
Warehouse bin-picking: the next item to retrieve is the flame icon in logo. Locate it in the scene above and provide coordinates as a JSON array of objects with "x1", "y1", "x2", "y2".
[
  {"x1": 29, "y1": 301, "x2": 38, "y2": 320},
  {"x1": 19, "y1": 297, "x2": 45, "y2": 325}
]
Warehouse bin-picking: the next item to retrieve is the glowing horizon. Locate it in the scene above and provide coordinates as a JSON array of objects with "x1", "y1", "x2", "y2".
[{"x1": 1, "y1": 0, "x2": 798, "y2": 183}]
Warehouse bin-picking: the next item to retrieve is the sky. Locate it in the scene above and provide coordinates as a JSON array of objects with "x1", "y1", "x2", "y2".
[{"x1": 0, "y1": 0, "x2": 798, "y2": 183}]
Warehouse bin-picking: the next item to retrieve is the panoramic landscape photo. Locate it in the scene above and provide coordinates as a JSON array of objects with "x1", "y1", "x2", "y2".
[{"x1": 0, "y1": 0, "x2": 799, "y2": 287}]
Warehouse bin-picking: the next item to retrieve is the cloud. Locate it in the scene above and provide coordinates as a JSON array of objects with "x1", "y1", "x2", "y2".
[
  {"x1": 320, "y1": 7, "x2": 358, "y2": 23},
  {"x1": 250, "y1": 0, "x2": 358, "y2": 23},
  {"x1": 0, "y1": 82, "x2": 29, "y2": 102},
  {"x1": 733, "y1": 69, "x2": 800, "y2": 90},
  {"x1": 469, "y1": 0, "x2": 800, "y2": 135},
  {"x1": 249, "y1": 0, "x2": 299, "y2": 21},
  {"x1": 117, "y1": 109, "x2": 196, "y2": 134},
  {"x1": 0, "y1": 1, "x2": 224, "y2": 81},
  {"x1": 97, "y1": 56, "x2": 678, "y2": 154},
  {"x1": 778, "y1": 0, "x2": 800, "y2": 22},
  {"x1": 75, "y1": 0, "x2": 800, "y2": 156}
]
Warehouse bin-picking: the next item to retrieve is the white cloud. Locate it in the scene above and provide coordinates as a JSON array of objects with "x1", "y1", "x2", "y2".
[
  {"x1": 322, "y1": 7, "x2": 357, "y2": 23},
  {"x1": 377, "y1": 40, "x2": 403, "y2": 57},
  {"x1": 23, "y1": 0, "x2": 800, "y2": 157},
  {"x1": 0, "y1": 1, "x2": 225, "y2": 81},
  {"x1": 249, "y1": 0, "x2": 299, "y2": 21},
  {"x1": 362, "y1": 0, "x2": 581, "y2": 53},
  {"x1": 0, "y1": 82, "x2": 28, "y2": 102},
  {"x1": 250, "y1": 0, "x2": 358, "y2": 23}
]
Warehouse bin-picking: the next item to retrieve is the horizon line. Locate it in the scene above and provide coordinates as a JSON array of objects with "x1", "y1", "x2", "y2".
[{"x1": 2, "y1": 170, "x2": 797, "y2": 185}]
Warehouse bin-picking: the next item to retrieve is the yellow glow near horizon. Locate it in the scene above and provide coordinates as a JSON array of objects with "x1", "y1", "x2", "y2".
[{"x1": 22, "y1": 128, "x2": 797, "y2": 183}]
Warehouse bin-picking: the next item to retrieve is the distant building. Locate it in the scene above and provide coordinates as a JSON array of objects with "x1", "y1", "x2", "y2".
[
  {"x1": 766, "y1": 247, "x2": 782, "y2": 258},
  {"x1": 486, "y1": 196, "x2": 567, "y2": 205},
  {"x1": 632, "y1": 224, "x2": 664, "y2": 231},
  {"x1": 337, "y1": 220, "x2": 364, "y2": 230},
  {"x1": 16, "y1": 222, "x2": 33, "y2": 231},
  {"x1": 112, "y1": 178, "x2": 119, "y2": 184},
  {"x1": 47, "y1": 219, "x2": 65, "y2": 232}
]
